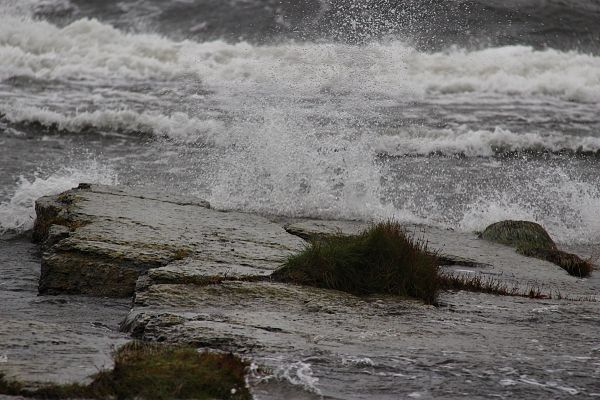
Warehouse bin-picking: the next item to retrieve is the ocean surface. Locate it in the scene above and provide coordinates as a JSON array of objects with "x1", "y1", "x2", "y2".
[{"x1": 0, "y1": 0, "x2": 599, "y2": 397}]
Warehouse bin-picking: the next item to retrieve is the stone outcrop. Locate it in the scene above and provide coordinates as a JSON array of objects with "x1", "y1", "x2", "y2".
[
  {"x1": 34, "y1": 183, "x2": 305, "y2": 297},
  {"x1": 481, "y1": 220, "x2": 592, "y2": 277},
  {"x1": 480, "y1": 220, "x2": 557, "y2": 251},
  {"x1": 23, "y1": 184, "x2": 600, "y2": 398}
]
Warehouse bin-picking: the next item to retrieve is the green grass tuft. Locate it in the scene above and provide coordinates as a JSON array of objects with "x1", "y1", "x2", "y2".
[
  {"x1": 272, "y1": 221, "x2": 440, "y2": 304},
  {"x1": 0, "y1": 341, "x2": 250, "y2": 400}
]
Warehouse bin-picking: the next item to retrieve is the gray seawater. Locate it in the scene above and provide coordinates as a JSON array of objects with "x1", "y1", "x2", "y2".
[{"x1": 1, "y1": 0, "x2": 599, "y2": 398}]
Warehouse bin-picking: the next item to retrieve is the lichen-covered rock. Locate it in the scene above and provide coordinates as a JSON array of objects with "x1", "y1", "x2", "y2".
[
  {"x1": 32, "y1": 193, "x2": 90, "y2": 243},
  {"x1": 480, "y1": 220, "x2": 556, "y2": 251},
  {"x1": 34, "y1": 184, "x2": 305, "y2": 297}
]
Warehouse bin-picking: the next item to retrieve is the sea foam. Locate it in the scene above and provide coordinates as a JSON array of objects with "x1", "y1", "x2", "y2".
[
  {"x1": 1, "y1": 17, "x2": 600, "y2": 101},
  {"x1": 0, "y1": 161, "x2": 117, "y2": 235}
]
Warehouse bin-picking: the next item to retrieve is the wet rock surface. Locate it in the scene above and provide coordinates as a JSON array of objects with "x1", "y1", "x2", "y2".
[
  {"x1": 34, "y1": 184, "x2": 305, "y2": 297},
  {"x1": 0, "y1": 237, "x2": 130, "y2": 385},
  {"x1": 480, "y1": 220, "x2": 592, "y2": 277},
  {"x1": 2, "y1": 185, "x2": 599, "y2": 399},
  {"x1": 125, "y1": 281, "x2": 600, "y2": 398}
]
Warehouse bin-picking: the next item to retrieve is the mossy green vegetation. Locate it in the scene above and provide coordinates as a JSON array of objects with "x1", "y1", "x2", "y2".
[
  {"x1": 0, "y1": 341, "x2": 250, "y2": 400},
  {"x1": 481, "y1": 220, "x2": 592, "y2": 277},
  {"x1": 171, "y1": 247, "x2": 192, "y2": 260},
  {"x1": 272, "y1": 221, "x2": 440, "y2": 304},
  {"x1": 0, "y1": 372, "x2": 22, "y2": 396},
  {"x1": 480, "y1": 220, "x2": 557, "y2": 251}
]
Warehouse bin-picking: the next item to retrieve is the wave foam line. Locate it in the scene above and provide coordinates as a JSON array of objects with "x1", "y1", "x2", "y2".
[
  {"x1": 1, "y1": 17, "x2": 600, "y2": 101},
  {"x1": 5, "y1": 106, "x2": 600, "y2": 156},
  {"x1": 375, "y1": 126, "x2": 600, "y2": 157},
  {"x1": 1, "y1": 106, "x2": 224, "y2": 142}
]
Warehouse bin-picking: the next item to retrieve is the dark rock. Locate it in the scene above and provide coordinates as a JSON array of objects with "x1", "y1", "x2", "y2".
[
  {"x1": 480, "y1": 220, "x2": 556, "y2": 251},
  {"x1": 520, "y1": 247, "x2": 592, "y2": 277},
  {"x1": 44, "y1": 224, "x2": 71, "y2": 248},
  {"x1": 481, "y1": 220, "x2": 592, "y2": 277}
]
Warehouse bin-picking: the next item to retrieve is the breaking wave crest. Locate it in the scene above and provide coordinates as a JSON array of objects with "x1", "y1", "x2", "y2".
[
  {"x1": 2, "y1": 106, "x2": 224, "y2": 141},
  {"x1": 4, "y1": 105, "x2": 600, "y2": 156},
  {"x1": 0, "y1": 162, "x2": 118, "y2": 235},
  {"x1": 2, "y1": 17, "x2": 600, "y2": 101},
  {"x1": 375, "y1": 127, "x2": 600, "y2": 157}
]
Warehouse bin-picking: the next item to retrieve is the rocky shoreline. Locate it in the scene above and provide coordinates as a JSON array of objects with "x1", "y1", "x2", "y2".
[{"x1": 2, "y1": 183, "x2": 599, "y2": 399}]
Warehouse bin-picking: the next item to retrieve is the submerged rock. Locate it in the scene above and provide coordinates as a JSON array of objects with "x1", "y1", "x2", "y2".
[{"x1": 481, "y1": 220, "x2": 592, "y2": 277}]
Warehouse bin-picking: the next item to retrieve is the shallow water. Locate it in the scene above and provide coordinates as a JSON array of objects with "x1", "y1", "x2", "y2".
[
  {"x1": 0, "y1": 236, "x2": 130, "y2": 383},
  {"x1": 251, "y1": 290, "x2": 600, "y2": 399}
]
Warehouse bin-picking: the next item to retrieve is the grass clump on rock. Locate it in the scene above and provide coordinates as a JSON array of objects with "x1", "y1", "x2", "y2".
[
  {"x1": 0, "y1": 341, "x2": 250, "y2": 400},
  {"x1": 272, "y1": 221, "x2": 440, "y2": 304},
  {"x1": 481, "y1": 220, "x2": 592, "y2": 277}
]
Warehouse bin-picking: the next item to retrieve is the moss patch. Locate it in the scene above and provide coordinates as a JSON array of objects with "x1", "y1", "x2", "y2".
[
  {"x1": 272, "y1": 221, "x2": 440, "y2": 304},
  {"x1": 480, "y1": 220, "x2": 556, "y2": 251},
  {"x1": 171, "y1": 247, "x2": 192, "y2": 260},
  {"x1": 0, "y1": 373, "x2": 22, "y2": 396},
  {"x1": 0, "y1": 341, "x2": 250, "y2": 400},
  {"x1": 480, "y1": 220, "x2": 592, "y2": 277}
]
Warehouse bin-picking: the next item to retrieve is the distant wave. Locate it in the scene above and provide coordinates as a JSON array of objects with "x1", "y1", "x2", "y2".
[
  {"x1": 23, "y1": 0, "x2": 600, "y2": 51},
  {"x1": 1, "y1": 107, "x2": 224, "y2": 142},
  {"x1": 3, "y1": 106, "x2": 600, "y2": 157},
  {"x1": 374, "y1": 127, "x2": 600, "y2": 157}
]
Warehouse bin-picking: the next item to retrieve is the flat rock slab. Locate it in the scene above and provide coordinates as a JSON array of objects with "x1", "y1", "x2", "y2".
[
  {"x1": 123, "y1": 280, "x2": 600, "y2": 399},
  {"x1": 35, "y1": 184, "x2": 305, "y2": 297},
  {"x1": 284, "y1": 219, "x2": 368, "y2": 240},
  {"x1": 24, "y1": 185, "x2": 600, "y2": 398}
]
